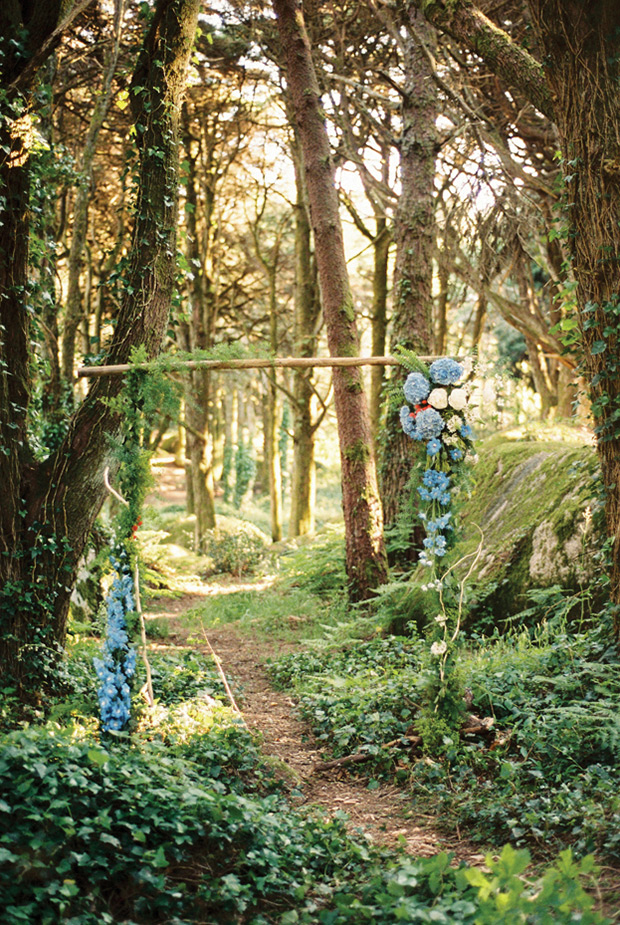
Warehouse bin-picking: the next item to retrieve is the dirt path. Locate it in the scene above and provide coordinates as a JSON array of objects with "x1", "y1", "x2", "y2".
[{"x1": 147, "y1": 588, "x2": 483, "y2": 865}]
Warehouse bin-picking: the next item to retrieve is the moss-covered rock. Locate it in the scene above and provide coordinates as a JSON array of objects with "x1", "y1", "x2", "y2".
[{"x1": 454, "y1": 434, "x2": 602, "y2": 626}]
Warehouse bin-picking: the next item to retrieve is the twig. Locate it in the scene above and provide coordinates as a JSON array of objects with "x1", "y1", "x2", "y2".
[
  {"x1": 200, "y1": 623, "x2": 248, "y2": 727},
  {"x1": 313, "y1": 734, "x2": 422, "y2": 772}
]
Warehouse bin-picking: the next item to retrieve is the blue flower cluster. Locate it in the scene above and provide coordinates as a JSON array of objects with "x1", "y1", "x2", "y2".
[
  {"x1": 415, "y1": 408, "x2": 444, "y2": 440},
  {"x1": 93, "y1": 562, "x2": 136, "y2": 733},
  {"x1": 417, "y1": 469, "x2": 451, "y2": 506},
  {"x1": 403, "y1": 371, "x2": 430, "y2": 404},
  {"x1": 429, "y1": 358, "x2": 463, "y2": 385},
  {"x1": 399, "y1": 359, "x2": 474, "y2": 567}
]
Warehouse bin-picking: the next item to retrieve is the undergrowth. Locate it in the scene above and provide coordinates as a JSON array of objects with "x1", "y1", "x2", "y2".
[{"x1": 267, "y1": 594, "x2": 620, "y2": 874}]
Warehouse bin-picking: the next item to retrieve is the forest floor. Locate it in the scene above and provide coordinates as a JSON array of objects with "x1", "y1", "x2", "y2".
[
  {"x1": 146, "y1": 584, "x2": 486, "y2": 866},
  {"x1": 143, "y1": 459, "x2": 487, "y2": 867}
]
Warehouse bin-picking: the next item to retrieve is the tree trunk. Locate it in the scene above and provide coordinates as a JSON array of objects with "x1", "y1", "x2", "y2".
[
  {"x1": 289, "y1": 144, "x2": 321, "y2": 537},
  {"x1": 273, "y1": 0, "x2": 388, "y2": 600},
  {"x1": 370, "y1": 219, "x2": 391, "y2": 444},
  {"x1": 380, "y1": 10, "x2": 437, "y2": 542},
  {"x1": 528, "y1": 0, "x2": 620, "y2": 614},
  {"x1": 0, "y1": 0, "x2": 200, "y2": 691},
  {"x1": 181, "y1": 106, "x2": 216, "y2": 550}
]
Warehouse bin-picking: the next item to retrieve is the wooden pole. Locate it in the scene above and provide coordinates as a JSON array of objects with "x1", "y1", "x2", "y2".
[{"x1": 76, "y1": 355, "x2": 448, "y2": 378}]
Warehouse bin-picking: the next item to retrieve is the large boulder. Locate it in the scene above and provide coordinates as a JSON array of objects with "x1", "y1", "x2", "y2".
[{"x1": 454, "y1": 434, "x2": 602, "y2": 625}]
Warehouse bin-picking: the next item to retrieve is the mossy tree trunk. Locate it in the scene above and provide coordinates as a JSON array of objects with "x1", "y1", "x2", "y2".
[
  {"x1": 273, "y1": 0, "x2": 388, "y2": 600},
  {"x1": 379, "y1": 9, "x2": 437, "y2": 553},
  {"x1": 0, "y1": 0, "x2": 200, "y2": 692}
]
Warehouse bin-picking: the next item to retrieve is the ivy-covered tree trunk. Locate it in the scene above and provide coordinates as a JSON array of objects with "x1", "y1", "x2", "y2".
[
  {"x1": 0, "y1": 0, "x2": 200, "y2": 692},
  {"x1": 530, "y1": 0, "x2": 620, "y2": 615},
  {"x1": 379, "y1": 9, "x2": 437, "y2": 549},
  {"x1": 273, "y1": 0, "x2": 388, "y2": 600}
]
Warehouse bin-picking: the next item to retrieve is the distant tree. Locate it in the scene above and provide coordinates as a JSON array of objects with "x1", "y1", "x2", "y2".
[{"x1": 272, "y1": 0, "x2": 388, "y2": 600}]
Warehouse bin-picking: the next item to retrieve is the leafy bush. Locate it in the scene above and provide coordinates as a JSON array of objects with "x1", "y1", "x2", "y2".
[
  {"x1": 145, "y1": 649, "x2": 227, "y2": 705},
  {"x1": 203, "y1": 517, "x2": 268, "y2": 576},
  {"x1": 277, "y1": 527, "x2": 346, "y2": 598},
  {"x1": 0, "y1": 726, "x2": 608, "y2": 925},
  {"x1": 269, "y1": 637, "x2": 426, "y2": 770}
]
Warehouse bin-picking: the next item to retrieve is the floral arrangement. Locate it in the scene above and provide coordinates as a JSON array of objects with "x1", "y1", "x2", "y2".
[
  {"x1": 93, "y1": 550, "x2": 138, "y2": 733},
  {"x1": 399, "y1": 358, "x2": 474, "y2": 568}
]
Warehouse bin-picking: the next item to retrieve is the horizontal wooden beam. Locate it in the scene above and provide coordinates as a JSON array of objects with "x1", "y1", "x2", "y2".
[{"x1": 76, "y1": 355, "x2": 448, "y2": 378}]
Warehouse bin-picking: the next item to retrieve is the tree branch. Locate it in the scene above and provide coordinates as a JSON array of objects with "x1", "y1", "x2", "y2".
[{"x1": 403, "y1": 0, "x2": 554, "y2": 120}]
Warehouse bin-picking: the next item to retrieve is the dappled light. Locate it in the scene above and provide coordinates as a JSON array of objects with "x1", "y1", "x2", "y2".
[{"x1": 2, "y1": 0, "x2": 620, "y2": 919}]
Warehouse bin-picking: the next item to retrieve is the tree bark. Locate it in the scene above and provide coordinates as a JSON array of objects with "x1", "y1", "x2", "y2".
[
  {"x1": 273, "y1": 0, "x2": 388, "y2": 600},
  {"x1": 0, "y1": 0, "x2": 200, "y2": 690},
  {"x1": 289, "y1": 140, "x2": 321, "y2": 538},
  {"x1": 380, "y1": 8, "x2": 437, "y2": 545}
]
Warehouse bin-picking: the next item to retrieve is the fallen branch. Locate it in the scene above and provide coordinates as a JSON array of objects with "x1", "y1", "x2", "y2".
[
  {"x1": 76, "y1": 354, "x2": 458, "y2": 378},
  {"x1": 200, "y1": 623, "x2": 248, "y2": 728},
  {"x1": 313, "y1": 734, "x2": 422, "y2": 772},
  {"x1": 313, "y1": 717, "x2": 496, "y2": 772}
]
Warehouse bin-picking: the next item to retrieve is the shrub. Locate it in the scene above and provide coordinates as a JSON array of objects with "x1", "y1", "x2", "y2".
[{"x1": 203, "y1": 517, "x2": 269, "y2": 576}]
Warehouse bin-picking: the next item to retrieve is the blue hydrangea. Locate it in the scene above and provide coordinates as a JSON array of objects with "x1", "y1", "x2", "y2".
[
  {"x1": 399, "y1": 405, "x2": 418, "y2": 439},
  {"x1": 403, "y1": 371, "x2": 430, "y2": 405},
  {"x1": 429, "y1": 358, "x2": 463, "y2": 386},
  {"x1": 415, "y1": 408, "x2": 444, "y2": 439},
  {"x1": 426, "y1": 437, "x2": 442, "y2": 456}
]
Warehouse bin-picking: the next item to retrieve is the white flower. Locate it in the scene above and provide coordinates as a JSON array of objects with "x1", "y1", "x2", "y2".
[
  {"x1": 435, "y1": 613, "x2": 447, "y2": 625},
  {"x1": 447, "y1": 417, "x2": 460, "y2": 433},
  {"x1": 442, "y1": 433, "x2": 459, "y2": 446},
  {"x1": 428, "y1": 388, "x2": 448, "y2": 410},
  {"x1": 430, "y1": 640, "x2": 447, "y2": 657},
  {"x1": 448, "y1": 388, "x2": 467, "y2": 411}
]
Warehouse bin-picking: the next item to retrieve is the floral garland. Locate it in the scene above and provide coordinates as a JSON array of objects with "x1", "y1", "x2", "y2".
[
  {"x1": 399, "y1": 357, "x2": 474, "y2": 568},
  {"x1": 93, "y1": 548, "x2": 137, "y2": 733}
]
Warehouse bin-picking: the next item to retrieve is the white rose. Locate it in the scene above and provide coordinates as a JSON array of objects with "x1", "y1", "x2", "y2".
[
  {"x1": 448, "y1": 388, "x2": 467, "y2": 411},
  {"x1": 428, "y1": 388, "x2": 448, "y2": 410},
  {"x1": 430, "y1": 640, "x2": 447, "y2": 657}
]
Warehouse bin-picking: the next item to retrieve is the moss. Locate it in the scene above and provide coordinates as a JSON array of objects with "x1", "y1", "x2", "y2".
[
  {"x1": 339, "y1": 292, "x2": 355, "y2": 323},
  {"x1": 435, "y1": 434, "x2": 601, "y2": 629},
  {"x1": 343, "y1": 440, "x2": 371, "y2": 464}
]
